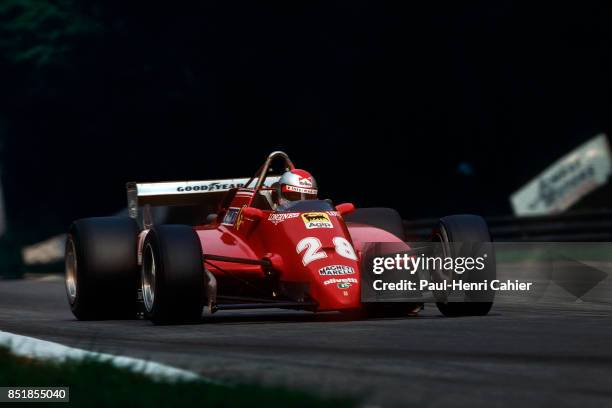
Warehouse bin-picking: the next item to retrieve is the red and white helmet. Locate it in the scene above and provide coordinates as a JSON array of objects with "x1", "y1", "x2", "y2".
[{"x1": 277, "y1": 169, "x2": 318, "y2": 203}]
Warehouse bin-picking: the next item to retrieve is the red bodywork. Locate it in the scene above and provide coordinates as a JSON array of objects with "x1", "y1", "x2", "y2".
[{"x1": 195, "y1": 187, "x2": 406, "y2": 312}]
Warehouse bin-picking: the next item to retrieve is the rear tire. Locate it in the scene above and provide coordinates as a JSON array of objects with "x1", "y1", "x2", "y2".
[
  {"x1": 141, "y1": 225, "x2": 204, "y2": 325},
  {"x1": 344, "y1": 208, "x2": 405, "y2": 240},
  {"x1": 433, "y1": 215, "x2": 495, "y2": 317},
  {"x1": 66, "y1": 217, "x2": 139, "y2": 320}
]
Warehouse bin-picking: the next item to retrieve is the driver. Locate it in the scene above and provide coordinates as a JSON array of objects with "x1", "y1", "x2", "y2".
[{"x1": 272, "y1": 169, "x2": 318, "y2": 209}]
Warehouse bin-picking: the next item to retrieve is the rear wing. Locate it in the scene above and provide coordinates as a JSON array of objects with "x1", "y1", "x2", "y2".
[{"x1": 127, "y1": 176, "x2": 280, "y2": 227}]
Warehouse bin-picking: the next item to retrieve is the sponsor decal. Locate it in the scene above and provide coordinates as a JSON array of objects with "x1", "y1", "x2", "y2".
[
  {"x1": 326, "y1": 211, "x2": 340, "y2": 217},
  {"x1": 177, "y1": 182, "x2": 244, "y2": 192},
  {"x1": 268, "y1": 212, "x2": 300, "y2": 225},
  {"x1": 298, "y1": 176, "x2": 313, "y2": 187},
  {"x1": 136, "y1": 177, "x2": 281, "y2": 197},
  {"x1": 302, "y1": 212, "x2": 333, "y2": 229},
  {"x1": 338, "y1": 282, "x2": 351, "y2": 289},
  {"x1": 323, "y1": 277, "x2": 358, "y2": 286},
  {"x1": 285, "y1": 185, "x2": 318, "y2": 195},
  {"x1": 319, "y1": 265, "x2": 355, "y2": 276},
  {"x1": 222, "y1": 207, "x2": 241, "y2": 225}
]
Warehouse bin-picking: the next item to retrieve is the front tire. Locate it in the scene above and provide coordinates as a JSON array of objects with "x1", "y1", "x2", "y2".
[
  {"x1": 141, "y1": 225, "x2": 205, "y2": 325},
  {"x1": 66, "y1": 217, "x2": 139, "y2": 320},
  {"x1": 433, "y1": 215, "x2": 495, "y2": 317}
]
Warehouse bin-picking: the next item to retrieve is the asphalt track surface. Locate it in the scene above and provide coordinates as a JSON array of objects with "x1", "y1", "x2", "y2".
[{"x1": 1, "y1": 276, "x2": 612, "y2": 407}]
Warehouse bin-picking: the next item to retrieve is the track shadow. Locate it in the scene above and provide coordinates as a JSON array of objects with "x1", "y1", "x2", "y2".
[{"x1": 199, "y1": 309, "x2": 440, "y2": 325}]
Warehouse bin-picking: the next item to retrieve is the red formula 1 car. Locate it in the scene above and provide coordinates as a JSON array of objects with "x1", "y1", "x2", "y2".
[{"x1": 65, "y1": 151, "x2": 494, "y2": 324}]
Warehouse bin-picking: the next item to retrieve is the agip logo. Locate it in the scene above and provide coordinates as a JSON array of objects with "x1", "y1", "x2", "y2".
[{"x1": 301, "y1": 212, "x2": 333, "y2": 229}]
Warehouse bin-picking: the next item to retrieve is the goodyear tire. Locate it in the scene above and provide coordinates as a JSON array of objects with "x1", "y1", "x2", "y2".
[
  {"x1": 141, "y1": 225, "x2": 204, "y2": 325},
  {"x1": 345, "y1": 208, "x2": 405, "y2": 240},
  {"x1": 65, "y1": 217, "x2": 139, "y2": 320},
  {"x1": 433, "y1": 215, "x2": 495, "y2": 317}
]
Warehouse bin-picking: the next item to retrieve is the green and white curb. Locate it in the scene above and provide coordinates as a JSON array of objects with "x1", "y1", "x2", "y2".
[{"x1": 0, "y1": 330, "x2": 204, "y2": 383}]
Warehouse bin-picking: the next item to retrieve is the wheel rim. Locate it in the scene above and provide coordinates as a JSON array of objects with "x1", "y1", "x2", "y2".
[
  {"x1": 142, "y1": 243, "x2": 156, "y2": 312},
  {"x1": 65, "y1": 237, "x2": 78, "y2": 305}
]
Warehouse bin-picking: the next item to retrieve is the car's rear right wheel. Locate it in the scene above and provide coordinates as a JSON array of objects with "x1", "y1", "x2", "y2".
[{"x1": 65, "y1": 217, "x2": 139, "y2": 320}]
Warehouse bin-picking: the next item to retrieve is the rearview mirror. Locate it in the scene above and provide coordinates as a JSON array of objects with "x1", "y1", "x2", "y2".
[{"x1": 336, "y1": 203, "x2": 355, "y2": 216}]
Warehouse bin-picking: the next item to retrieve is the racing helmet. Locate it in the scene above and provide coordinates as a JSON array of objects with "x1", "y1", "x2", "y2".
[{"x1": 277, "y1": 169, "x2": 318, "y2": 203}]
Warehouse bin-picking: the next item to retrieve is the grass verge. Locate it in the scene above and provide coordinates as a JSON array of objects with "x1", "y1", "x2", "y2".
[{"x1": 0, "y1": 347, "x2": 356, "y2": 407}]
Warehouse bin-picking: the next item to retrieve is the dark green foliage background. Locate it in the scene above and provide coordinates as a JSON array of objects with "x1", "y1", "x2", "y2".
[{"x1": 0, "y1": 1, "x2": 611, "y2": 242}]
